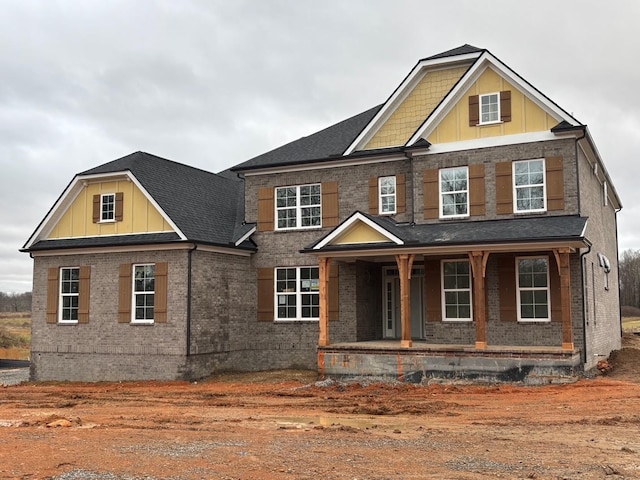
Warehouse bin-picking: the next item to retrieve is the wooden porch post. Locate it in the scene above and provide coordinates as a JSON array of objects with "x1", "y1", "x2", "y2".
[
  {"x1": 395, "y1": 254, "x2": 415, "y2": 348},
  {"x1": 318, "y1": 257, "x2": 331, "y2": 347},
  {"x1": 554, "y1": 249, "x2": 574, "y2": 351},
  {"x1": 469, "y1": 251, "x2": 489, "y2": 350}
]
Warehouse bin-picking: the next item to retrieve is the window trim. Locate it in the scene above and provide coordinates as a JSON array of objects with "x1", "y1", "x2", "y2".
[
  {"x1": 441, "y1": 259, "x2": 473, "y2": 322},
  {"x1": 59, "y1": 267, "x2": 80, "y2": 324},
  {"x1": 132, "y1": 263, "x2": 155, "y2": 324},
  {"x1": 274, "y1": 184, "x2": 322, "y2": 231},
  {"x1": 100, "y1": 193, "x2": 116, "y2": 223},
  {"x1": 274, "y1": 266, "x2": 320, "y2": 322},
  {"x1": 516, "y1": 256, "x2": 551, "y2": 322},
  {"x1": 439, "y1": 166, "x2": 470, "y2": 219},
  {"x1": 513, "y1": 158, "x2": 547, "y2": 214},
  {"x1": 378, "y1": 176, "x2": 397, "y2": 215},
  {"x1": 479, "y1": 92, "x2": 501, "y2": 125}
]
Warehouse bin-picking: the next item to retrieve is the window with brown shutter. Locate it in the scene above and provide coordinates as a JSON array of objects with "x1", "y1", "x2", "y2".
[
  {"x1": 257, "y1": 268, "x2": 274, "y2": 321},
  {"x1": 46, "y1": 267, "x2": 59, "y2": 324},
  {"x1": 498, "y1": 256, "x2": 517, "y2": 322},
  {"x1": 321, "y1": 181, "x2": 339, "y2": 227},
  {"x1": 423, "y1": 169, "x2": 439, "y2": 220},
  {"x1": 368, "y1": 177, "x2": 379, "y2": 215},
  {"x1": 468, "y1": 164, "x2": 486, "y2": 216},
  {"x1": 468, "y1": 95, "x2": 480, "y2": 126},
  {"x1": 78, "y1": 266, "x2": 91, "y2": 324},
  {"x1": 92, "y1": 195, "x2": 101, "y2": 223},
  {"x1": 257, "y1": 187, "x2": 274, "y2": 232},
  {"x1": 115, "y1": 192, "x2": 124, "y2": 222},
  {"x1": 548, "y1": 254, "x2": 562, "y2": 322},
  {"x1": 329, "y1": 265, "x2": 340, "y2": 321},
  {"x1": 495, "y1": 162, "x2": 513, "y2": 214},
  {"x1": 500, "y1": 90, "x2": 512, "y2": 122},
  {"x1": 396, "y1": 174, "x2": 406, "y2": 214},
  {"x1": 118, "y1": 263, "x2": 132, "y2": 323},
  {"x1": 424, "y1": 259, "x2": 442, "y2": 322},
  {"x1": 545, "y1": 156, "x2": 565, "y2": 211},
  {"x1": 154, "y1": 262, "x2": 168, "y2": 323}
]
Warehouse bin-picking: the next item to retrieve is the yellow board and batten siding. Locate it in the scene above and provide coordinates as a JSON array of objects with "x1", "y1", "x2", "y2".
[
  {"x1": 428, "y1": 67, "x2": 559, "y2": 144},
  {"x1": 48, "y1": 180, "x2": 173, "y2": 239},
  {"x1": 364, "y1": 66, "x2": 469, "y2": 149}
]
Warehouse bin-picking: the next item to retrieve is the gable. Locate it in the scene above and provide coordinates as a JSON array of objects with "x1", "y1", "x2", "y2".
[
  {"x1": 47, "y1": 177, "x2": 174, "y2": 240},
  {"x1": 364, "y1": 65, "x2": 469, "y2": 150},
  {"x1": 332, "y1": 221, "x2": 393, "y2": 245},
  {"x1": 427, "y1": 66, "x2": 561, "y2": 144}
]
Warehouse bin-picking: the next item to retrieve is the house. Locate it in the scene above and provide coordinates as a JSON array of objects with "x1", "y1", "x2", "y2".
[{"x1": 23, "y1": 45, "x2": 622, "y2": 383}]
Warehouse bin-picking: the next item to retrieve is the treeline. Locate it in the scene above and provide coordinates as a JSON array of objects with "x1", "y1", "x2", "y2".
[
  {"x1": 0, "y1": 292, "x2": 32, "y2": 312},
  {"x1": 620, "y1": 249, "x2": 640, "y2": 308}
]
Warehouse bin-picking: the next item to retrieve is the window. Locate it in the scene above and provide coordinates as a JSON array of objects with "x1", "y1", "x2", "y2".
[
  {"x1": 379, "y1": 176, "x2": 396, "y2": 214},
  {"x1": 480, "y1": 93, "x2": 499, "y2": 124},
  {"x1": 442, "y1": 260, "x2": 472, "y2": 321},
  {"x1": 101, "y1": 193, "x2": 116, "y2": 222},
  {"x1": 133, "y1": 264, "x2": 155, "y2": 323},
  {"x1": 517, "y1": 257, "x2": 550, "y2": 321},
  {"x1": 440, "y1": 167, "x2": 469, "y2": 218},
  {"x1": 275, "y1": 267, "x2": 319, "y2": 320},
  {"x1": 276, "y1": 184, "x2": 321, "y2": 230},
  {"x1": 60, "y1": 267, "x2": 79, "y2": 323},
  {"x1": 514, "y1": 159, "x2": 546, "y2": 213}
]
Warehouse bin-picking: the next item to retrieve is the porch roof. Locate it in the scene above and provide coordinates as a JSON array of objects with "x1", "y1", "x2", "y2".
[{"x1": 303, "y1": 213, "x2": 588, "y2": 255}]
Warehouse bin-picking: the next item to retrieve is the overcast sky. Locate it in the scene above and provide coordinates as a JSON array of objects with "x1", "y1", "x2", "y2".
[{"x1": 1, "y1": 0, "x2": 639, "y2": 293}]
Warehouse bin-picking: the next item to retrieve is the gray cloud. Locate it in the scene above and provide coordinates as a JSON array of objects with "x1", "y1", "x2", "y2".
[{"x1": 1, "y1": 0, "x2": 639, "y2": 292}]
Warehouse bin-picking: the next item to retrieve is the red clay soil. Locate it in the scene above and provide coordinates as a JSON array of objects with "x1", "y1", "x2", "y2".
[{"x1": 1, "y1": 339, "x2": 640, "y2": 479}]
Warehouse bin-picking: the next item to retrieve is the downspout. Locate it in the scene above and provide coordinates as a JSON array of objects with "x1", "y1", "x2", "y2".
[
  {"x1": 574, "y1": 129, "x2": 588, "y2": 365},
  {"x1": 186, "y1": 243, "x2": 198, "y2": 357}
]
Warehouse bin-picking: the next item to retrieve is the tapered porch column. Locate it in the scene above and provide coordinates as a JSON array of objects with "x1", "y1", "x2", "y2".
[
  {"x1": 395, "y1": 253, "x2": 415, "y2": 348},
  {"x1": 469, "y1": 251, "x2": 490, "y2": 350},
  {"x1": 318, "y1": 257, "x2": 331, "y2": 347},
  {"x1": 554, "y1": 249, "x2": 574, "y2": 350}
]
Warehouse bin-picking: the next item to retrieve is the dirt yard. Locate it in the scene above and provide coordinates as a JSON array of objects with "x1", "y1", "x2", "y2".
[{"x1": 0, "y1": 335, "x2": 639, "y2": 479}]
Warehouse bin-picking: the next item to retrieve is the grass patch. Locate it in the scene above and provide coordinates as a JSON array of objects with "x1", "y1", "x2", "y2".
[
  {"x1": 0, "y1": 313, "x2": 30, "y2": 360},
  {"x1": 622, "y1": 317, "x2": 640, "y2": 332}
]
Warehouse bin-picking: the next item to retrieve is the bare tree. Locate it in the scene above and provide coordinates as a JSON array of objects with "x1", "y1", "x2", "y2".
[{"x1": 619, "y1": 249, "x2": 640, "y2": 308}]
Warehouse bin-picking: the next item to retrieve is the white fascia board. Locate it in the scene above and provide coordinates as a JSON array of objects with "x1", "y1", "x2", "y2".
[
  {"x1": 407, "y1": 52, "x2": 581, "y2": 147},
  {"x1": 344, "y1": 53, "x2": 481, "y2": 156},
  {"x1": 234, "y1": 225, "x2": 256, "y2": 246},
  {"x1": 241, "y1": 153, "x2": 407, "y2": 176},
  {"x1": 313, "y1": 212, "x2": 404, "y2": 250}
]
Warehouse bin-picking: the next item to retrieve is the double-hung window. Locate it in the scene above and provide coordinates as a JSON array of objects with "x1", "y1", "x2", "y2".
[
  {"x1": 442, "y1": 260, "x2": 472, "y2": 321},
  {"x1": 379, "y1": 176, "x2": 396, "y2": 214},
  {"x1": 276, "y1": 184, "x2": 321, "y2": 230},
  {"x1": 440, "y1": 166, "x2": 469, "y2": 218},
  {"x1": 60, "y1": 267, "x2": 80, "y2": 323},
  {"x1": 101, "y1": 193, "x2": 116, "y2": 222},
  {"x1": 514, "y1": 159, "x2": 546, "y2": 213},
  {"x1": 275, "y1": 267, "x2": 319, "y2": 320},
  {"x1": 516, "y1": 257, "x2": 550, "y2": 322},
  {"x1": 480, "y1": 93, "x2": 500, "y2": 124},
  {"x1": 133, "y1": 264, "x2": 155, "y2": 323}
]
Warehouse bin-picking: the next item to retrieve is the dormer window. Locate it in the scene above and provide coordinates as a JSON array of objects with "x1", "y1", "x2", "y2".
[
  {"x1": 480, "y1": 93, "x2": 499, "y2": 124},
  {"x1": 92, "y1": 192, "x2": 124, "y2": 224}
]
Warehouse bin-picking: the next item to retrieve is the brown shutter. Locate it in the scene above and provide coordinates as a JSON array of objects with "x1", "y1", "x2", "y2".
[
  {"x1": 115, "y1": 192, "x2": 124, "y2": 222},
  {"x1": 257, "y1": 268, "x2": 274, "y2": 321},
  {"x1": 257, "y1": 188, "x2": 274, "y2": 232},
  {"x1": 368, "y1": 177, "x2": 379, "y2": 215},
  {"x1": 78, "y1": 265, "x2": 91, "y2": 324},
  {"x1": 92, "y1": 194, "x2": 101, "y2": 223},
  {"x1": 154, "y1": 262, "x2": 168, "y2": 323},
  {"x1": 500, "y1": 90, "x2": 512, "y2": 122},
  {"x1": 498, "y1": 256, "x2": 517, "y2": 322},
  {"x1": 545, "y1": 156, "x2": 565, "y2": 211},
  {"x1": 321, "y1": 181, "x2": 339, "y2": 227},
  {"x1": 548, "y1": 255, "x2": 562, "y2": 322},
  {"x1": 424, "y1": 259, "x2": 442, "y2": 322},
  {"x1": 118, "y1": 263, "x2": 132, "y2": 323},
  {"x1": 469, "y1": 95, "x2": 480, "y2": 126},
  {"x1": 495, "y1": 161, "x2": 513, "y2": 215},
  {"x1": 329, "y1": 264, "x2": 340, "y2": 321},
  {"x1": 468, "y1": 164, "x2": 486, "y2": 216},
  {"x1": 46, "y1": 267, "x2": 59, "y2": 324},
  {"x1": 423, "y1": 169, "x2": 439, "y2": 219},
  {"x1": 396, "y1": 174, "x2": 406, "y2": 214}
]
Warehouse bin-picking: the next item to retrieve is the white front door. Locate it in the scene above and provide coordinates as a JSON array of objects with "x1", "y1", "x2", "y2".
[{"x1": 383, "y1": 268, "x2": 424, "y2": 339}]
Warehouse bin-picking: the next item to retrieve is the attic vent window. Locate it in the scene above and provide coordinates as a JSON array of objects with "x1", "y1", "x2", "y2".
[{"x1": 480, "y1": 93, "x2": 499, "y2": 124}]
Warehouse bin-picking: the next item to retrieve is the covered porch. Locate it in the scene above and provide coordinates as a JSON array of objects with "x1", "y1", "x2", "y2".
[{"x1": 305, "y1": 213, "x2": 589, "y2": 383}]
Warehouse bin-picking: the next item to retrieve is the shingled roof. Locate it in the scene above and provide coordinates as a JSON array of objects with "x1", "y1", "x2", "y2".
[{"x1": 26, "y1": 151, "x2": 255, "y2": 251}]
